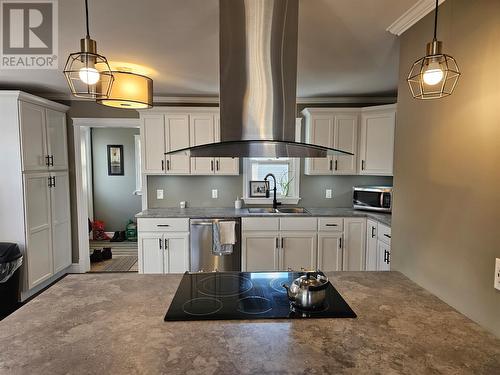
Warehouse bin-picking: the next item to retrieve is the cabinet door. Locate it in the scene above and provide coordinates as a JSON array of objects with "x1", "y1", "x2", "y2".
[
  {"x1": 359, "y1": 111, "x2": 395, "y2": 176},
  {"x1": 139, "y1": 233, "x2": 164, "y2": 274},
  {"x1": 164, "y1": 233, "x2": 189, "y2": 273},
  {"x1": 242, "y1": 232, "x2": 279, "y2": 272},
  {"x1": 333, "y1": 115, "x2": 358, "y2": 175},
  {"x1": 190, "y1": 114, "x2": 215, "y2": 175},
  {"x1": 142, "y1": 115, "x2": 166, "y2": 174},
  {"x1": 377, "y1": 240, "x2": 391, "y2": 271},
  {"x1": 365, "y1": 220, "x2": 378, "y2": 271},
  {"x1": 24, "y1": 173, "x2": 53, "y2": 288},
  {"x1": 343, "y1": 218, "x2": 366, "y2": 271},
  {"x1": 50, "y1": 172, "x2": 72, "y2": 273},
  {"x1": 19, "y1": 101, "x2": 48, "y2": 171},
  {"x1": 317, "y1": 233, "x2": 343, "y2": 272},
  {"x1": 214, "y1": 114, "x2": 239, "y2": 175},
  {"x1": 46, "y1": 109, "x2": 68, "y2": 170},
  {"x1": 280, "y1": 232, "x2": 317, "y2": 271},
  {"x1": 165, "y1": 114, "x2": 190, "y2": 174},
  {"x1": 304, "y1": 115, "x2": 333, "y2": 175}
]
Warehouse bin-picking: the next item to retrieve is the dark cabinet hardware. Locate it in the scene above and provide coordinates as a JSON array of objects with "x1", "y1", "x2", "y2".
[
  {"x1": 384, "y1": 234, "x2": 391, "y2": 239},
  {"x1": 49, "y1": 155, "x2": 54, "y2": 166},
  {"x1": 275, "y1": 238, "x2": 279, "y2": 249},
  {"x1": 211, "y1": 160, "x2": 214, "y2": 171},
  {"x1": 326, "y1": 224, "x2": 338, "y2": 227},
  {"x1": 157, "y1": 224, "x2": 170, "y2": 227},
  {"x1": 281, "y1": 238, "x2": 284, "y2": 249},
  {"x1": 334, "y1": 160, "x2": 338, "y2": 170},
  {"x1": 159, "y1": 238, "x2": 162, "y2": 250},
  {"x1": 52, "y1": 176, "x2": 56, "y2": 187},
  {"x1": 167, "y1": 160, "x2": 170, "y2": 170},
  {"x1": 48, "y1": 177, "x2": 52, "y2": 187},
  {"x1": 371, "y1": 226, "x2": 376, "y2": 238},
  {"x1": 329, "y1": 159, "x2": 333, "y2": 170},
  {"x1": 339, "y1": 238, "x2": 342, "y2": 248},
  {"x1": 45, "y1": 155, "x2": 51, "y2": 167},
  {"x1": 164, "y1": 239, "x2": 168, "y2": 250},
  {"x1": 216, "y1": 160, "x2": 220, "y2": 171},
  {"x1": 161, "y1": 160, "x2": 165, "y2": 171},
  {"x1": 361, "y1": 160, "x2": 366, "y2": 170}
]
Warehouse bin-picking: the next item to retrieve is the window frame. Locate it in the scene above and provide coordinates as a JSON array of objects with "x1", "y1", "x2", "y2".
[{"x1": 242, "y1": 157, "x2": 301, "y2": 205}]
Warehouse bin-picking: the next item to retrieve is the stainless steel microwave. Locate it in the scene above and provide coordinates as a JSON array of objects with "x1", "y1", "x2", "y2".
[{"x1": 353, "y1": 186, "x2": 392, "y2": 213}]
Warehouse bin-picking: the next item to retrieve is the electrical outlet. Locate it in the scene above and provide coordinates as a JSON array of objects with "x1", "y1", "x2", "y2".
[
  {"x1": 156, "y1": 189, "x2": 164, "y2": 200},
  {"x1": 212, "y1": 189, "x2": 218, "y2": 199},
  {"x1": 325, "y1": 189, "x2": 332, "y2": 199},
  {"x1": 495, "y1": 258, "x2": 500, "y2": 291}
]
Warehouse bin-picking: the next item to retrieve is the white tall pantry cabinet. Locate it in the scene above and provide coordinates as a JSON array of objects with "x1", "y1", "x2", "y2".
[{"x1": 0, "y1": 91, "x2": 72, "y2": 300}]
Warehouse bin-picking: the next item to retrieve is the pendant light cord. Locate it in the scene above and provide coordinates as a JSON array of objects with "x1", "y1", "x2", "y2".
[
  {"x1": 433, "y1": 0, "x2": 438, "y2": 41},
  {"x1": 84, "y1": 0, "x2": 90, "y2": 38}
]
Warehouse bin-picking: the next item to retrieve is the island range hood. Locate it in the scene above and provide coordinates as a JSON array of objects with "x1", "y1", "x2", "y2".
[{"x1": 167, "y1": 0, "x2": 352, "y2": 158}]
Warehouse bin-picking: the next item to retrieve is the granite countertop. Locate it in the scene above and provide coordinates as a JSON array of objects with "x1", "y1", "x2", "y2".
[
  {"x1": 1, "y1": 272, "x2": 498, "y2": 374},
  {"x1": 136, "y1": 207, "x2": 392, "y2": 226}
]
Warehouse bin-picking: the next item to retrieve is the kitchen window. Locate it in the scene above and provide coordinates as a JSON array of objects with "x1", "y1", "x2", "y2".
[{"x1": 242, "y1": 157, "x2": 301, "y2": 204}]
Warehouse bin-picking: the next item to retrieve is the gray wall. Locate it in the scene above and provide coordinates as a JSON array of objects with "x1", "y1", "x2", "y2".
[
  {"x1": 148, "y1": 161, "x2": 392, "y2": 208},
  {"x1": 91, "y1": 128, "x2": 141, "y2": 232},
  {"x1": 393, "y1": 0, "x2": 500, "y2": 337}
]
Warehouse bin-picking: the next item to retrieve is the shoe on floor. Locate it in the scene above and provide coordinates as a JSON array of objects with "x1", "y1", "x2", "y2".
[
  {"x1": 109, "y1": 231, "x2": 120, "y2": 242},
  {"x1": 90, "y1": 249, "x2": 103, "y2": 263},
  {"x1": 116, "y1": 231, "x2": 126, "y2": 242},
  {"x1": 102, "y1": 247, "x2": 112, "y2": 260}
]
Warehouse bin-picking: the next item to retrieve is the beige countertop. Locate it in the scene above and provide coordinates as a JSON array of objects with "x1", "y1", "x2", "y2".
[{"x1": 0, "y1": 272, "x2": 498, "y2": 374}]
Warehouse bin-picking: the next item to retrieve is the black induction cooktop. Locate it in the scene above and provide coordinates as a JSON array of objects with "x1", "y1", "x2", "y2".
[{"x1": 164, "y1": 271, "x2": 356, "y2": 321}]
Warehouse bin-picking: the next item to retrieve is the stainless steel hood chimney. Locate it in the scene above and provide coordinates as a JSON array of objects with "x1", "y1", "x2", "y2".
[{"x1": 167, "y1": 0, "x2": 352, "y2": 158}]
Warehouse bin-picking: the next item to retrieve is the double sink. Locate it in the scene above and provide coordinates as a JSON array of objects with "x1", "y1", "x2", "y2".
[{"x1": 246, "y1": 207, "x2": 311, "y2": 215}]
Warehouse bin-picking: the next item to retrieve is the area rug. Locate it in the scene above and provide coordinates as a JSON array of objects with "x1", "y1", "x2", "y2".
[{"x1": 103, "y1": 256, "x2": 138, "y2": 272}]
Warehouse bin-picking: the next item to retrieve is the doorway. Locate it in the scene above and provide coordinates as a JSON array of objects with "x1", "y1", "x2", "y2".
[{"x1": 73, "y1": 118, "x2": 147, "y2": 273}]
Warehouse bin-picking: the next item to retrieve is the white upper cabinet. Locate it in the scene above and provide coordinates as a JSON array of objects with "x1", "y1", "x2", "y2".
[
  {"x1": 333, "y1": 115, "x2": 358, "y2": 175},
  {"x1": 19, "y1": 101, "x2": 48, "y2": 171},
  {"x1": 142, "y1": 115, "x2": 166, "y2": 174},
  {"x1": 190, "y1": 113, "x2": 216, "y2": 175},
  {"x1": 140, "y1": 109, "x2": 239, "y2": 176},
  {"x1": 165, "y1": 114, "x2": 190, "y2": 174},
  {"x1": 46, "y1": 109, "x2": 68, "y2": 170},
  {"x1": 359, "y1": 106, "x2": 396, "y2": 176},
  {"x1": 302, "y1": 105, "x2": 395, "y2": 176}
]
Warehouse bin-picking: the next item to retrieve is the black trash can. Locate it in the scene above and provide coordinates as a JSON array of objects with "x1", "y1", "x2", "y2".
[{"x1": 0, "y1": 242, "x2": 23, "y2": 320}]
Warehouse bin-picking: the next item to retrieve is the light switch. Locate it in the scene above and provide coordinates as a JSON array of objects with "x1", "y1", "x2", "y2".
[
  {"x1": 212, "y1": 189, "x2": 218, "y2": 199},
  {"x1": 325, "y1": 189, "x2": 332, "y2": 199},
  {"x1": 495, "y1": 258, "x2": 500, "y2": 291},
  {"x1": 156, "y1": 189, "x2": 164, "y2": 200}
]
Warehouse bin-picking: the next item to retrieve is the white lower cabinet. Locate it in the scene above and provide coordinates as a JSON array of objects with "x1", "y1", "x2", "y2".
[
  {"x1": 138, "y1": 218, "x2": 190, "y2": 274},
  {"x1": 280, "y1": 233, "x2": 317, "y2": 271},
  {"x1": 317, "y1": 233, "x2": 343, "y2": 272},
  {"x1": 366, "y1": 220, "x2": 391, "y2": 271},
  {"x1": 365, "y1": 219, "x2": 378, "y2": 271},
  {"x1": 139, "y1": 232, "x2": 189, "y2": 274},
  {"x1": 343, "y1": 218, "x2": 367, "y2": 271},
  {"x1": 242, "y1": 218, "x2": 317, "y2": 272},
  {"x1": 242, "y1": 232, "x2": 279, "y2": 272},
  {"x1": 377, "y1": 241, "x2": 391, "y2": 271}
]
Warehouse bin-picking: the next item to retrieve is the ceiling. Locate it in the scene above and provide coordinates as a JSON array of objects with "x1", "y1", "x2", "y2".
[{"x1": 0, "y1": 0, "x2": 418, "y2": 99}]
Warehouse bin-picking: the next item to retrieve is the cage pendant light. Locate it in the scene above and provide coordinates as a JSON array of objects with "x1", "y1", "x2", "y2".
[
  {"x1": 407, "y1": 0, "x2": 460, "y2": 100},
  {"x1": 63, "y1": 0, "x2": 113, "y2": 99}
]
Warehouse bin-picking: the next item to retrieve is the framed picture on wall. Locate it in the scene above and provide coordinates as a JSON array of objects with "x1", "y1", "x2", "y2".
[
  {"x1": 107, "y1": 145, "x2": 124, "y2": 176},
  {"x1": 249, "y1": 180, "x2": 268, "y2": 197}
]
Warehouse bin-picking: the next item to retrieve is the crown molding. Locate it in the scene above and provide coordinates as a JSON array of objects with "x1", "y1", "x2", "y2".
[
  {"x1": 387, "y1": 0, "x2": 446, "y2": 36},
  {"x1": 40, "y1": 93, "x2": 396, "y2": 106}
]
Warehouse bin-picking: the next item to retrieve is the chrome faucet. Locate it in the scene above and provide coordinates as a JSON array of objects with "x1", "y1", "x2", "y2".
[{"x1": 264, "y1": 173, "x2": 282, "y2": 210}]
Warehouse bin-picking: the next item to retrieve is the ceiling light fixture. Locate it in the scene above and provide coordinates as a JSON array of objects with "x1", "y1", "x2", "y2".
[
  {"x1": 97, "y1": 70, "x2": 153, "y2": 109},
  {"x1": 407, "y1": 0, "x2": 460, "y2": 100},
  {"x1": 63, "y1": 0, "x2": 113, "y2": 99}
]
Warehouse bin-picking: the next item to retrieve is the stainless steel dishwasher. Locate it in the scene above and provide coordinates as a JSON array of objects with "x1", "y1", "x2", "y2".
[{"x1": 189, "y1": 218, "x2": 241, "y2": 272}]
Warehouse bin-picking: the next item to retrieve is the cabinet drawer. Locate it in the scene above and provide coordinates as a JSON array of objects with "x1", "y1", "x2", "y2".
[
  {"x1": 280, "y1": 217, "x2": 317, "y2": 231},
  {"x1": 138, "y1": 218, "x2": 189, "y2": 232},
  {"x1": 242, "y1": 217, "x2": 279, "y2": 231},
  {"x1": 377, "y1": 223, "x2": 391, "y2": 245},
  {"x1": 318, "y1": 218, "x2": 343, "y2": 232}
]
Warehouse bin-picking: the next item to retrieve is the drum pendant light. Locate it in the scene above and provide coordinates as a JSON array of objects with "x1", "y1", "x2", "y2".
[
  {"x1": 97, "y1": 70, "x2": 153, "y2": 109},
  {"x1": 407, "y1": 0, "x2": 461, "y2": 100},
  {"x1": 63, "y1": 0, "x2": 113, "y2": 99}
]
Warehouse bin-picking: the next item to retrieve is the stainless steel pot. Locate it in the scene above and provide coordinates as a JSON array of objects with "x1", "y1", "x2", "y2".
[{"x1": 282, "y1": 273, "x2": 329, "y2": 310}]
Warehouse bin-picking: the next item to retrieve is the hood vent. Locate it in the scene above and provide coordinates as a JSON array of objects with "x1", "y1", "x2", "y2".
[{"x1": 167, "y1": 0, "x2": 352, "y2": 158}]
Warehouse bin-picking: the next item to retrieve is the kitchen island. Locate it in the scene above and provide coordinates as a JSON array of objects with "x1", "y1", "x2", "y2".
[{"x1": 0, "y1": 272, "x2": 498, "y2": 374}]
